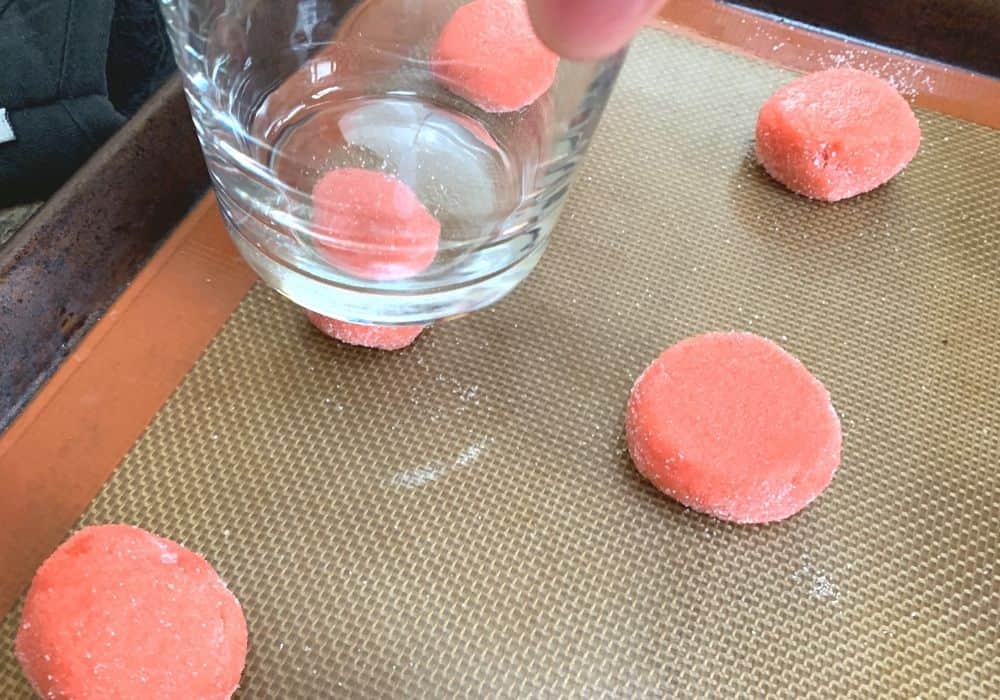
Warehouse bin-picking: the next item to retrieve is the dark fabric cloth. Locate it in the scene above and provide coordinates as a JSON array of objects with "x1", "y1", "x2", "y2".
[
  {"x1": 107, "y1": 0, "x2": 176, "y2": 117},
  {"x1": 2, "y1": 96, "x2": 124, "y2": 204},
  {"x1": 0, "y1": 0, "x2": 175, "y2": 206}
]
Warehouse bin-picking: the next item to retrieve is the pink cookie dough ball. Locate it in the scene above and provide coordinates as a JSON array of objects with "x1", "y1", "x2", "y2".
[
  {"x1": 626, "y1": 332, "x2": 842, "y2": 524},
  {"x1": 16, "y1": 524, "x2": 247, "y2": 700},
  {"x1": 432, "y1": 0, "x2": 559, "y2": 113},
  {"x1": 755, "y1": 68, "x2": 921, "y2": 201},
  {"x1": 311, "y1": 168, "x2": 441, "y2": 281},
  {"x1": 307, "y1": 310, "x2": 425, "y2": 351}
]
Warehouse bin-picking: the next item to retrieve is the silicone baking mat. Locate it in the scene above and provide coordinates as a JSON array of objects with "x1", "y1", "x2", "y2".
[{"x1": 2, "y1": 27, "x2": 998, "y2": 698}]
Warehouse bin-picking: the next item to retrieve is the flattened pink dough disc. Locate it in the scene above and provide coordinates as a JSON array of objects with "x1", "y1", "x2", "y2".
[
  {"x1": 626, "y1": 332, "x2": 842, "y2": 524},
  {"x1": 311, "y1": 168, "x2": 441, "y2": 281},
  {"x1": 432, "y1": 0, "x2": 559, "y2": 112},
  {"x1": 306, "y1": 310, "x2": 424, "y2": 351},
  {"x1": 755, "y1": 68, "x2": 921, "y2": 202},
  {"x1": 16, "y1": 525, "x2": 247, "y2": 700}
]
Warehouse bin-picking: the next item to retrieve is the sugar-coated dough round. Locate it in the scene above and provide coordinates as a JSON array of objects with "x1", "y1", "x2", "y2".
[
  {"x1": 626, "y1": 332, "x2": 842, "y2": 524},
  {"x1": 307, "y1": 310, "x2": 424, "y2": 351},
  {"x1": 755, "y1": 68, "x2": 921, "y2": 202},
  {"x1": 432, "y1": 0, "x2": 559, "y2": 113},
  {"x1": 16, "y1": 525, "x2": 247, "y2": 700},
  {"x1": 312, "y1": 168, "x2": 441, "y2": 281}
]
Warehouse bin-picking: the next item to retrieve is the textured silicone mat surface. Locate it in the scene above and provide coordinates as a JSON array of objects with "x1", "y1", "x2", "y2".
[{"x1": 2, "y1": 29, "x2": 999, "y2": 698}]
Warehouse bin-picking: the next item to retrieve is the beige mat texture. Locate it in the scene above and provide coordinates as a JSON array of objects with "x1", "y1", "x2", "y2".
[{"x1": 2, "y1": 28, "x2": 999, "y2": 698}]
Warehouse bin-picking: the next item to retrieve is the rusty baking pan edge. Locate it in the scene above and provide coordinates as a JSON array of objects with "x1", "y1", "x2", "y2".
[{"x1": 0, "y1": 76, "x2": 209, "y2": 432}]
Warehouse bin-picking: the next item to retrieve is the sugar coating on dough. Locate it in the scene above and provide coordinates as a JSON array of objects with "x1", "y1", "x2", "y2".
[
  {"x1": 312, "y1": 168, "x2": 441, "y2": 281},
  {"x1": 307, "y1": 310, "x2": 424, "y2": 351},
  {"x1": 626, "y1": 332, "x2": 842, "y2": 524},
  {"x1": 16, "y1": 524, "x2": 247, "y2": 700},
  {"x1": 432, "y1": 0, "x2": 559, "y2": 113},
  {"x1": 755, "y1": 68, "x2": 921, "y2": 202}
]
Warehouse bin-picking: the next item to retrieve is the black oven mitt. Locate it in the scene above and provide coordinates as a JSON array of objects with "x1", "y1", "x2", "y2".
[{"x1": 0, "y1": 0, "x2": 125, "y2": 206}]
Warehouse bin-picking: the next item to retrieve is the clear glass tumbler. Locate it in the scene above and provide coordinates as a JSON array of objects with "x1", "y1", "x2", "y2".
[{"x1": 160, "y1": 0, "x2": 626, "y2": 324}]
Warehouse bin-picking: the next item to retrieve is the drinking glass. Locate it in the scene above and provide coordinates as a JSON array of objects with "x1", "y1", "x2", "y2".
[{"x1": 160, "y1": 0, "x2": 627, "y2": 324}]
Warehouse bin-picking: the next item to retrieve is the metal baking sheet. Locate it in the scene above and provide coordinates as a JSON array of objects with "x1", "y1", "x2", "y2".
[{"x1": 1, "y1": 27, "x2": 997, "y2": 698}]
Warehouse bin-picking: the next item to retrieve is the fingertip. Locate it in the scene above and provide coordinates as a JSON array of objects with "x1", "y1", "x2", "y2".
[{"x1": 527, "y1": 0, "x2": 662, "y2": 60}]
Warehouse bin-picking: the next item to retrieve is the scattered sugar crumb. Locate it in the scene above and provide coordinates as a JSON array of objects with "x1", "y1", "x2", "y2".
[
  {"x1": 392, "y1": 464, "x2": 442, "y2": 489},
  {"x1": 791, "y1": 556, "x2": 840, "y2": 604},
  {"x1": 456, "y1": 441, "x2": 485, "y2": 468},
  {"x1": 391, "y1": 439, "x2": 490, "y2": 489},
  {"x1": 811, "y1": 573, "x2": 838, "y2": 600}
]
